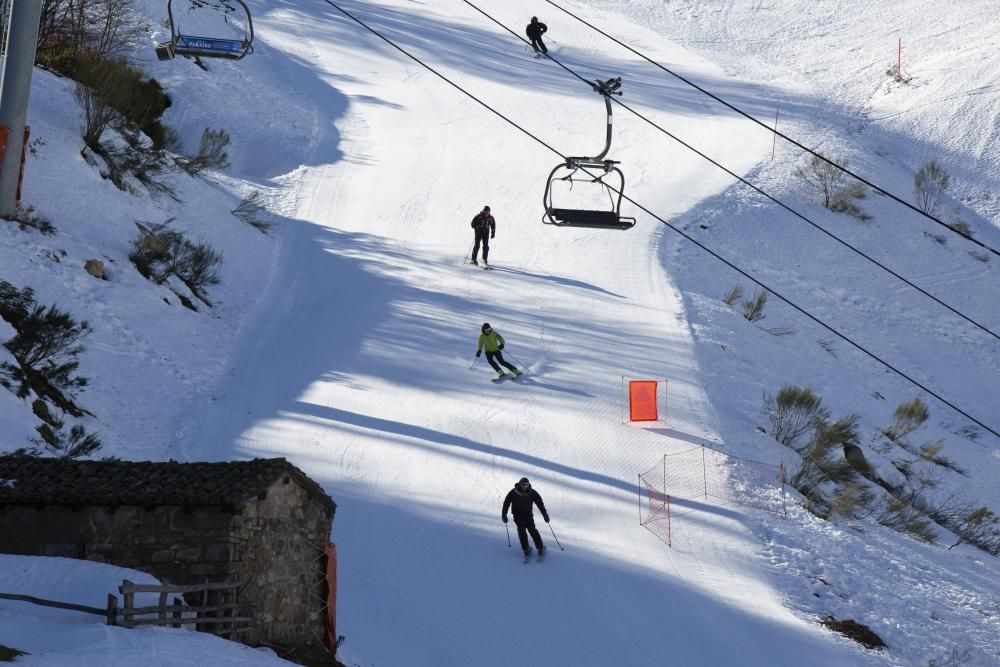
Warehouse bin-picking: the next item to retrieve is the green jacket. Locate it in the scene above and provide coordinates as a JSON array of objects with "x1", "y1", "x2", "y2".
[{"x1": 477, "y1": 330, "x2": 505, "y2": 353}]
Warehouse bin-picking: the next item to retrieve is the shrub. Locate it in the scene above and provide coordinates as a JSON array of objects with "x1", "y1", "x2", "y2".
[
  {"x1": 828, "y1": 482, "x2": 875, "y2": 520},
  {"x1": 28, "y1": 421, "x2": 103, "y2": 459},
  {"x1": 947, "y1": 507, "x2": 1000, "y2": 554},
  {"x1": 1, "y1": 205, "x2": 56, "y2": 235},
  {"x1": 918, "y1": 440, "x2": 965, "y2": 474},
  {"x1": 829, "y1": 181, "x2": 869, "y2": 220},
  {"x1": 73, "y1": 57, "x2": 171, "y2": 150},
  {"x1": 883, "y1": 396, "x2": 929, "y2": 441},
  {"x1": 95, "y1": 128, "x2": 177, "y2": 199},
  {"x1": 742, "y1": 289, "x2": 767, "y2": 322},
  {"x1": 129, "y1": 221, "x2": 223, "y2": 307},
  {"x1": 0, "y1": 644, "x2": 28, "y2": 661},
  {"x1": 790, "y1": 416, "x2": 860, "y2": 514},
  {"x1": 764, "y1": 385, "x2": 829, "y2": 448},
  {"x1": 722, "y1": 285, "x2": 743, "y2": 305},
  {"x1": 796, "y1": 154, "x2": 867, "y2": 216},
  {"x1": 878, "y1": 496, "x2": 936, "y2": 542},
  {"x1": 913, "y1": 160, "x2": 949, "y2": 216},
  {"x1": 232, "y1": 191, "x2": 272, "y2": 233},
  {"x1": 175, "y1": 128, "x2": 231, "y2": 176},
  {"x1": 0, "y1": 280, "x2": 92, "y2": 420}
]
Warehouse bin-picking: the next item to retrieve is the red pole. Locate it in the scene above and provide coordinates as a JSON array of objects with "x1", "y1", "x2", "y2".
[
  {"x1": 780, "y1": 464, "x2": 787, "y2": 518},
  {"x1": 771, "y1": 107, "x2": 779, "y2": 159}
]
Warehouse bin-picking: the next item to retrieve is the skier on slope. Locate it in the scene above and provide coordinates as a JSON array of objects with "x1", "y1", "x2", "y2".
[
  {"x1": 476, "y1": 323, "x2": 521, "y2": 380},
  {"x1": 502, "y1": 477, "x2": 548, "y2": 558},
  {"x1": 470, "y1": 205, "x2": 496, "y2": 267},
  {"x1": 526, "y1": 16, "x2": 548, "y2": 55}
]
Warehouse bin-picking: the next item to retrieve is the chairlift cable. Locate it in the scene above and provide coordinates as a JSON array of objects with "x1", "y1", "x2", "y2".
[
  {"x1": 543, "y1": 0, "x2": 999, "y2": 258},
  {"x1": 317, "y1": 0, "x2": 999, "y2": 441},
  {"x1": 459, "y1": 0, "x2": 999, "y2": 343}
]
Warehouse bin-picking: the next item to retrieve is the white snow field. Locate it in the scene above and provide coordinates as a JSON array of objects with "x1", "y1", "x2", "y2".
[{"x1": 2, "y1": 0, "x2": 999, "y2": 665}]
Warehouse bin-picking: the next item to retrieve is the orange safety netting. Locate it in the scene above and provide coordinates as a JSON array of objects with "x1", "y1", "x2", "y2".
[
  {"x1": 324, "y1": 543, "x2": 337, "y2": 649},
  {"x1": 629, "y1": 380, "x2": 659, "y2": 422}
]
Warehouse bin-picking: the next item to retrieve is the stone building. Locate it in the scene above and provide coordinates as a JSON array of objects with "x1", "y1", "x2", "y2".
[{"x1": 0, "y1": 455, "x2": 336, "y2": 657}]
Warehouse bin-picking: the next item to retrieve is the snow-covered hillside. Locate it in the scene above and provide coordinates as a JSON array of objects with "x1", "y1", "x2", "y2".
[{"x1": 2, "y1": 0, "x2": 998, "y2": 665}]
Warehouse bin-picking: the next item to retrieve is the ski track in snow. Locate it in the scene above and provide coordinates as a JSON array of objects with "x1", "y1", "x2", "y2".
[{"x1": 189, "y1": 1, "x2": 879, "y2": 664}]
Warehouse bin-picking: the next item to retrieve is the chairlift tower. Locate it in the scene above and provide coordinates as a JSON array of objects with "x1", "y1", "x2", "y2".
[{"x1": 0, "y1": 0, "x2": 42, "y2": 217}]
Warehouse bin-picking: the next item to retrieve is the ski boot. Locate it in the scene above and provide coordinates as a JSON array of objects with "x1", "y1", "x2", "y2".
[{"x1": 470, "y1": 259, "x2": 478, "y2": 266}]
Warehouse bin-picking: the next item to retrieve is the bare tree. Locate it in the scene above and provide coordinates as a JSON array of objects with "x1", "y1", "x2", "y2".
[
  {"x1": 913, "y1": 160, "x2": 950, "y2": 216},
  {"x1": 38, "y1": 0, "x2": 147, "y2": 70},
  {"x1": 74, "y1": 81, "x2": 117, "y2": 148}
]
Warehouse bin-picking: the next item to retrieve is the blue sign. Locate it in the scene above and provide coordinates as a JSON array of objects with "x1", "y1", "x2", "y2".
[{"x1": 177, "y1": 35, "x2": 243, "y2": 54}]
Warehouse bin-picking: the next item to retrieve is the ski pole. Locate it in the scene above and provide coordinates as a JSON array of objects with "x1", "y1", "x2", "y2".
[
  {"x1": 506, "y1": 353, "x2": 531, "y2": 375},
  {"x1": 547, "y1": 522, "x2": 564, "y2": 551},
  {"x1": 505, "y1": 521, "x2": 511, "y2": 547},
  {"x1": 469, "y1": 356, "x2": 479, "y2": 370}
]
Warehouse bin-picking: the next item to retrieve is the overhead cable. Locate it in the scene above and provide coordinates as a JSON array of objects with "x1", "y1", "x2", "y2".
[
  {"x1": 543, "y1": 0, "x2": 1000, "y2": 258},
  {"x1": 318, "y1": 0, "x2": 999, "y2": 440}
]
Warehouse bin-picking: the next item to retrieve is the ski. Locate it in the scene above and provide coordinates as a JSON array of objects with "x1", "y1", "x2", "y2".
[{"x1": 491, "y1": 371, "x2": 522, "y2": 384}]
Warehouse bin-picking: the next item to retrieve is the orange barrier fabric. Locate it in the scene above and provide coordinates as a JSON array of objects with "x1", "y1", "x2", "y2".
[
  {"x1": 629, "y1": 380, "x2": 659, "y2": 422},
  {"x1": 324, "y1": 543, "x2": 338, "y2": 649}
]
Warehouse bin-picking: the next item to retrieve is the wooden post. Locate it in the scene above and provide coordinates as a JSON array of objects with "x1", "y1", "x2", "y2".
[
  {"x1": 172, "y1": 597, "x2": 183, "y2": 628},
  {"x1": 158, "y1": 591, "x2": 168, "y2": 625},
  {"x1": 121, "y1": 580, "x2": 134, "y2": 628},
  {"x1": 106, "y1": 594, "x2": 118, "y2": 626}
]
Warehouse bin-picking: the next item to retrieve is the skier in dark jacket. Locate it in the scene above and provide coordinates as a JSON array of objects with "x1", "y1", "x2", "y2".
[
  {"x1": 502, "y1": 477, "x2": 548, "y2": 557},
  {"x1": 476, "y1": 322, "x2": 520, "y2": 380},
  {"x1": 470, "y1": 205, "x2": 495, "y2": 266},
  {"x1": 526, "y1": 17, "x2": 548, "y2": 54}
]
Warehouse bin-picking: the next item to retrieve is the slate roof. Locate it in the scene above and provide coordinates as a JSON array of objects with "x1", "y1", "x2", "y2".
[{"x1": 0, "y1": 456, "x2": 335, "y2": 511}]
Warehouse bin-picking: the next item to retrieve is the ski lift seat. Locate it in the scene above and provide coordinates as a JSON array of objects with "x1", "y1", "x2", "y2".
[{"x1": 548, "y1": 208, "x2": 636, "y2": 230}]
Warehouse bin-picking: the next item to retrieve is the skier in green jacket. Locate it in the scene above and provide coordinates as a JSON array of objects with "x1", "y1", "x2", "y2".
[{"x1": 476, "y1": 323, "x2": 521, "y2": 379}]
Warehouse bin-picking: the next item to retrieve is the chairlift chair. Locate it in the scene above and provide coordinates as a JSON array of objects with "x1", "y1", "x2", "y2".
[
  {"x1": 543, "y1": 77, "x2": 636, "y2": 230},
  {"x1": 156, "y1": 0, "x2": 254, "y2": 61}
]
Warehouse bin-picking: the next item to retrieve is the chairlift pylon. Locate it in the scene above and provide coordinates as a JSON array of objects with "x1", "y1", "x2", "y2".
[
  {"x1": 543, "y1": 77, "x2": 636, "y2": 230},
  {"x1": 155, "y1": 0, "x2": 254, "y2": 61}
]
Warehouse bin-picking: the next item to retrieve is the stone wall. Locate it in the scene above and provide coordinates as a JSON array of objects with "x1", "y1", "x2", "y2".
[
  {"x1": 0, "y1": 475, "x2": 335, "y2": 658},
  {"x1": 0, "y1": 503, "x2": 237, "y2": 584},
  {"x1": 232, "y1": 476, "x2": 334, "y2": 653}
]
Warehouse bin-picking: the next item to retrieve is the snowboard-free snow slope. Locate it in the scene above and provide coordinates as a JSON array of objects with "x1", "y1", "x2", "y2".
[{"x1": 188, "y1": 0, "x2": 881, "y2": 664}]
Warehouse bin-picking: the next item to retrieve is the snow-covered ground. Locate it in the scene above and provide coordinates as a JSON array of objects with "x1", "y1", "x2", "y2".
[
  {"x1": 0, "y1": 555, "x2": 289, "y2": 665},
  {"x1": 2, "y1": 0, "x2": 998, "y2": 665}
]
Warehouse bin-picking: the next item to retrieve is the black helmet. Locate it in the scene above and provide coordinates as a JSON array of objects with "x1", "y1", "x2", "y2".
[
  {"x1": 531, "y1": 16, "x2": 538, "y2": 22},
  {"x1": 482, "y1": 322, "x2": 492, "y2": 334},
  {"x1": 483, "y1": 205, "x2": 491, "y2": 212},
  {"x1": 518, "y1": 477, "x2": 531, "y2": 490}
]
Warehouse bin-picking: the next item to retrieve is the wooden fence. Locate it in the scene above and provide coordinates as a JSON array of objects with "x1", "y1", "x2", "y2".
[{"x1": 109, "y1": 579, "x2": 253, "y2": 638}]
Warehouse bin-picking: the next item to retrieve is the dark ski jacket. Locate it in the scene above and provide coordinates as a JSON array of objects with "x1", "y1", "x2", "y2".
[
  {"x1": 502, "y1": 485, "x2": 548, "y2": 523},
  {"x1": 526, "y1": 20, "x2": 547, "y2": 41},
  {"x1": 471, "y1": 211, "x2": 495, "y2": 236}
]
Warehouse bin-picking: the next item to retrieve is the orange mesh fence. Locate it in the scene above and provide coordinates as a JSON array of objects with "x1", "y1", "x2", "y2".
[
  {"x1": 628, "y1": 380, "x2": 660, "y2": 422},
  {"x1": 639, "y1": 446, "x2": 786, "y2": 548}
]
